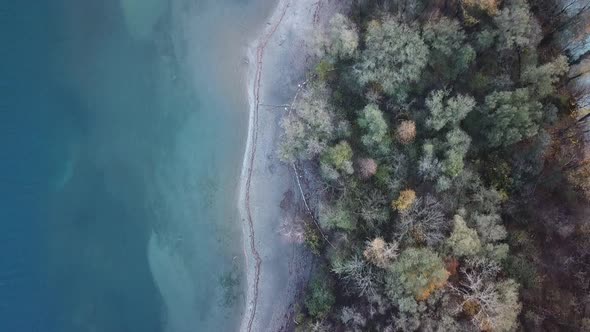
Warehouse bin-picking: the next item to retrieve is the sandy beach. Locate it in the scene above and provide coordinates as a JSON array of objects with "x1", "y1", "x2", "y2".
[{"x1": 238, "y1": 0, "x2": 344, "y2": 331}]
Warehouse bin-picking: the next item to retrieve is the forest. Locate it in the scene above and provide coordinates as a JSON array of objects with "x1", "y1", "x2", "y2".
[{"x1": 278, "y1": 0, "x2": 590, "y2": 331}]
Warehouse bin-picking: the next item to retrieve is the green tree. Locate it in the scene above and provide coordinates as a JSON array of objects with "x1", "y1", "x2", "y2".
[
  {"x1": 320, "y1": 141, "x2": 354, "y2": 180},
  {"x1": 319, "y1": 199, "x2": 356, "y2": 231},
  {"x1": 314, "y1": 60, "x2": 335, "y2": 82},
  {"x1": 480, "y1": 88, "x2": 542, "y2": 147},
  {"x1": 355, "y1": 18, "x2": 429, "y2": 101},
  {"x1": 522, "y1": 55, "x2": 569, "y2": 98},
  {"x1": 442, "y1": 128, "x2": 472, "y2": 178},
  {"x1": 358, "y1": 104, "x2": 390, "y2": 154},
  {"x1": 386, "y1": 247, "x2": 449, "y2": 301},
  {"x1": 387, "y1": 0, "x2": 426, "y2": 21},
  {"x1": 279, "y1": 83, "x2": 335, "y2": 161},
  {"x1": 447, "y1": 215, "x2": 481, "y2": 257},
  {"x1": 494, "y1": 0, "x2": 542, "y2": 51},
  {"x1": 474, "y1": 28, "x2": 499, "y2": 51},
  {"x1": 472, "y1": 213, "x2": 507, "y2": 243},
  {"x1": 305, "y1": 276, "x2": 336, "y2": 318},
  {"x1": 493, "y1": 279, "x2": 522, "y2": 332},
  {"x1": 422, "y1": 17, "x2": 476, "y2": 81},
  {"x1": 426, "y1": 90, "x2": 476, "y2": 131},
  {"x1": 321, "y1": 13, "x2": 359, "y2": 59}
]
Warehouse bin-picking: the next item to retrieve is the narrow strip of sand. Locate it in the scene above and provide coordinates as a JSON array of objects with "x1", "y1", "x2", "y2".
[{"x1": 238, "y1": 0, "x2": 342, "y2": 331}]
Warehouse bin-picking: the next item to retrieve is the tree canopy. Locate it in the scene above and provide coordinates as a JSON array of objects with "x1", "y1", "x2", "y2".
[
  {"x1": 281, "y1": 1, "x2": 588, "y2": 330},
  {"x1": 355, "y1": 18, "x2": 429, "y2": 101}
]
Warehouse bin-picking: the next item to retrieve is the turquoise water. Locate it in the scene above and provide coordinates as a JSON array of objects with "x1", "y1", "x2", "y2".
[{"x1": 1, "y1": 0, "x2": 273, "y2": 331}]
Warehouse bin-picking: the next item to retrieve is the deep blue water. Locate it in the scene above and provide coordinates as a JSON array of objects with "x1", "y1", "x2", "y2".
[
  {"x1": 1, "y1": 0, "x2": 273, "y2": 331},
  {"x1": 3, "y1": 0, "x2": 163, "y2": 330},
  {"x1": 2, "y1": 1, "x2": 71, "y2": 330}
]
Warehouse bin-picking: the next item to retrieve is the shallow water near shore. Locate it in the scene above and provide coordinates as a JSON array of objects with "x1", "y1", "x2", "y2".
[{"x1": 2, "y1": 0, "x2": 274, "y2": 331}]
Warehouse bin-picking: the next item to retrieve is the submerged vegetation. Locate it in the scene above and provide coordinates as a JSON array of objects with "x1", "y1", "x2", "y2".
[{"x1": 280, "y1": 0, "x2": 590, "y2": 330}]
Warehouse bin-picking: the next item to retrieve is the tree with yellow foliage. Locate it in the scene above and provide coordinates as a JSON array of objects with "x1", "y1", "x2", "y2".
[
  {"x1": 462, "y1": 0, "x2": 500, "y2": 15},
  {"x1": 392, "y1": 189, "x2": 416, "y2": 211}
]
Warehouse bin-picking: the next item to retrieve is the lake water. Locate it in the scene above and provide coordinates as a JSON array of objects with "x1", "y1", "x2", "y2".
[{"x1": 1, "y1": 0, "x2": 273, "y2": 331}]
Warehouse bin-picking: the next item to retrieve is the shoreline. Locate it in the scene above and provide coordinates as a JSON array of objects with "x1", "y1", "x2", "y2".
[
  {"x1": 237, "y1": 0, "x2": 343, "y2": 331},
  {"x1": 239, "y1": 1, "x2": 289, "y2": 331}
]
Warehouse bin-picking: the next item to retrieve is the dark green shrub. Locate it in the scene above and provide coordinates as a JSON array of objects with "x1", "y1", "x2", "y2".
[{"x1": 305, "y1": 276, "x2": 336, "y2": 318}]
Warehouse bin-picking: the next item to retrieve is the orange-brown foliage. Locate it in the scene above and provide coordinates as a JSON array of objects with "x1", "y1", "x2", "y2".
[
  {"x1": 415, "y1": 274, "x2": 449, "y2": 301},
  {"x1": 396, "y1": 120, "x2": 417, "y2": 144},
  {"x1": 445, "y1": 257, "x2": 460, "y2": 277}
]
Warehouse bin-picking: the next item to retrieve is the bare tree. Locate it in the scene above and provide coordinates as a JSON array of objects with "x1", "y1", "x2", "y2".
[
  {"x1": 396, "y1": 195, "x2": 449, "y2": 246},
  {"x1": 451, "y1": 266, "x2": 501, "y2": 330},
  {"x1": 536, "y1": 0, "x2": 590, "y2": 50},
  {"x1": 278, "y1": 217, "x2": 306, "y2": 244},
  {"x1": 450, "y1": 258, "x2": 521, "y2": 332},
  {"x1": 332, "y1": 255, "x2": 381, "y2": 297}
]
